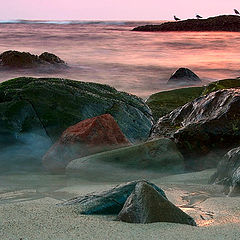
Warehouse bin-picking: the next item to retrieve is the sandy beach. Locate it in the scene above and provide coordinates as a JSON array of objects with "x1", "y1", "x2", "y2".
[{"x1": 0, "y1": 169, "x2": 239, "y2": 240}]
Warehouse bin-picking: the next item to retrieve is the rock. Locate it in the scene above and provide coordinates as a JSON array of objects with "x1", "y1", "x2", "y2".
[
  {"x1": 168, "y1": 68, "x2": 201, "y2": 85},
  {"x1": 39, "y1": 52, "x2": 65, "y2": 64},
  {"x1": 132, "y1": 15, "x2": 240, "y2": 32},
  {"x1": 150, "y1": 88, "x2": 240, "y2": 170},
  {"x1": 42, "y1": 114, "x2": 130, "y2": 172},
  {"x1": 66, "y1": 138, "x2": 184, "y2": 177},
  {"x1": 0, "y1": 77, "x2": 152, "y2": 171},
  {"x1": 61, "y1": 180, "x2": 167, "y2": 215},
  {"x1": 117, "y1": 181, "x2": 196, "y2": 225},
  {"x1": 146, "y1": 86, "x2": 203, "y2": 121},
  {"x1": 0, "y1": 50, "x2": 66, "y2": 68},
  {"x1": 210, "y1": 147, "x2": 240, "y2": 196}
]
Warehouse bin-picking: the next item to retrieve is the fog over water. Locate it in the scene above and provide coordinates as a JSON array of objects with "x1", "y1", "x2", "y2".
[{"x1": 0, "y1": 20, "x2": 240, "y2": 99}]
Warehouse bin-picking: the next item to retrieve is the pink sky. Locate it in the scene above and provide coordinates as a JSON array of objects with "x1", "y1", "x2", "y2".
[{"x1": 1, "y1": 0, "x2": 240, "y2": 20}]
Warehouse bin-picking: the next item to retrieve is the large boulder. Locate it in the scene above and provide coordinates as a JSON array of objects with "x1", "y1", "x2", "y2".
[
  {"x1": 146, "y1": 86, "x2": 203, "y2": 121},
  {"x1": 61, "y1": 180, "x2": 166, "y2": 215},
  {"x1": 0, "y1": 77, "x2": 152, "y2": 171},
  {"x1": 210, "y1": 147, "x2": 240, "y2": 196},
  {"x1": 0, "y1": 50, "x2": 66, "y2": 68},
  {"x1": 132, "y1": 15, "x2": 240, "y2": 32},
  {"x1": 66, "y1": 138, "x2": 184, "y2": 177},
  {"x1": 168, "y1": 68, "x2": 201, "y2": 85},
  {"x1": 150, "y1": 88, "x2": 240, "y2": 170},
  {"x1": 117, "y1": 181, "x2": 196, "y2": 226},
  {"x1": 42, "y1": 114, "x2": 130, "y2": 172}
]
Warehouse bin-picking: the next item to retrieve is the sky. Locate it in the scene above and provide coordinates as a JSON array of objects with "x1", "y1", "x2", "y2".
[{"x1": 1, "y1": 0, "x2": 240, "y2": 20}]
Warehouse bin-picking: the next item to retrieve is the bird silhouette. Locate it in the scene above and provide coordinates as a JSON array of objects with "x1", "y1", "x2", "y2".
[
  {"x1": 174, "y1": 15, "x2": 181, "y2": 21},
  {"x1": 234, "y1": 9, "x2": 240, "y2": 15},
  {"x1": 196, "y1": 14, "x2": 203, "y2": 19}
]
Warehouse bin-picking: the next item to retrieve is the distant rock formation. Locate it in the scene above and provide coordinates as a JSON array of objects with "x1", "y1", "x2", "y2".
[
  {"x1": 42, "y1": 114, "x2": 130, "y2": 172},
  {"x1": 168, "y1": 68, "x2": 201, "y2": 85},
  {"x1": 210, "y1": 146, "x2": 240, "y2": 196},
  {"x1": 132, "y1": 15, "x2": 240, "y2": 32},
  {"x1": 117, "y1": 181, "x2": 196, "y2": 225},
  {"x1": 150, "y1": 88, "x2": 240, "y2": 170},
  {"x1": 0, "y1": 50, "x2": 67, "y2": 68}
]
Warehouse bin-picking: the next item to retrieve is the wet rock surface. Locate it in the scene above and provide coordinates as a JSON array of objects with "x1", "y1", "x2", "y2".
[
  {"x1": 117, "y1": 181, "x2": 196, "y2": 225},
  {"x1": 43, "y1": 114, "x2": 130, "y2": 172},
  {"x1": 210, "y1": 147, "x2": 240, "y2": 196},
  {"x1": 61, "y1": 180, "x2": 167, "y2": 215},
  {"x1": 150, "y1": 88, "x2": 240, "y2": 170},
  {"x1": 168, "y1": 68, "x2": 201, "y2": 85},
  {"x1": 133, "y1": 15, "x2": 240, "y2": 32}
]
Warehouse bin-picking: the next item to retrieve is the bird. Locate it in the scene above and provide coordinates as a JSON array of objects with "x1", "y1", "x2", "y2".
[
  {"x1": 196, "y1": 14, "x2": 203, "y2": 19},
  {"x1": 234, "y1": 9, "x2": 240, "y2": 15},
  {"x1": 174, "y1": 15, "x2": 181, "y2": 21}
]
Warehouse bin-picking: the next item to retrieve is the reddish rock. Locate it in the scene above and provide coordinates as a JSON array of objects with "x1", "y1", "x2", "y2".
[{"x1": 42, "y1": 114, "x2": 130, "y2": 172}]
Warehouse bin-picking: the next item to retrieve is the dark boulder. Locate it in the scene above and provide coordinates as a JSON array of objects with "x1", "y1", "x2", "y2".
[
  {"x1": 168, "y1": 68, "x2": 201, "y2": 85},
  {"x1": 0, "y1": 77, "x2": 152, "y2": 171},
  {"x1": 133, "y1": 15, "x2": 240, "y2": 32},
  {"x1": 117, "y1": 181, "x2": 196, "y2": 225},
  {"x1": 210, "y1": 147, "x2": 240, "y2": 196},
  {"x1": 42, "y1": 114, "x2": 130, "y2": 172},
  {"x1": 150, "y1": 88, "x2": 240, "y2": 170},
  {"x1": 61, "y1": 180, "x2": 167, "y2": 215},
  {"x1": 39, "y1": 52, "x2": 65, "y2": 64}
]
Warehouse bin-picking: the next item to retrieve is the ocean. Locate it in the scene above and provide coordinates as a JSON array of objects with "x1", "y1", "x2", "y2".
[{"x1": 0, "y1": 20, "x2": 240, "y2": 99}]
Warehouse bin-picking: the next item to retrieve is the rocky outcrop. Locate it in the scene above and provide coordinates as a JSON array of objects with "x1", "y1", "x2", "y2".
[
  {"x1": 66, "y1": 138, "x2": 184, "y2": 177},
  {"x1": 133, "y1": 15, "x2": 240, "y2": 32},
  {"x1": 0, "y1": 50, "x2": 66, "y2": 68},
  {"x1": 150, "y1": 88, "x2": 240, "y2": 170},
  {"x1": 61, "y1": 180, "x2": 166, "y2": 215},
  {"x1": 42, "y1": 114, "x2": 130, "y2": 172},
  {"x1": 210, "y1": 147, "x2": 240, "y2": 196},
  {"x1": 168, "y1": 68, "x2": 201, "y2": 85},
  {"x1": 0, "y1": 77, "x2": 152, "y2": 171},
  {"x1": 117, "y1": 181, "x2": 196, "y2": 225}
]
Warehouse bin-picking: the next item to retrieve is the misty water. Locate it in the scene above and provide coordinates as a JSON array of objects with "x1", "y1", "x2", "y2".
[{"x1": 0, "y1": 20, "x2": 240, "y2": 197}]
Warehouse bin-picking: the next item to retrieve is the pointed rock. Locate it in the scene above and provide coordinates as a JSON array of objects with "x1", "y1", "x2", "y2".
[{"x1": 117, "y1": 181, "x2": 196, "y2": 226}]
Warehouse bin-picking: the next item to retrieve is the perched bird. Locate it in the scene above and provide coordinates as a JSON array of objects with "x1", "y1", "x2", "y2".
[
  {"x1": 234, "y1": 9, "x2": 240, "y2": 15},
  {"x1": 196, "y1": 14, "x2": 203, "y2": 19},
  {"x1": 174, "y1": 15, "x2": 181, "y2": 21}
]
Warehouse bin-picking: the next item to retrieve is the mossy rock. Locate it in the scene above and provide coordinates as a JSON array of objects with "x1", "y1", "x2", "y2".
[
  {"x1": 202, "y1": 78, "x2": 240, "y2": 95},
  {"x1": 0, "y1": 77, "x2": 153, "y2": 171},
  {"x1": 146, "y1": 87, "x2": 203, "y2": 121}
]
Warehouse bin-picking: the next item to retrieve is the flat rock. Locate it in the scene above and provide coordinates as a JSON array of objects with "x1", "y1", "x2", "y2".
[
  {"x1": 66, "y1": 138, "x2": 184, "y2": 177},
  {"x1": 151, "y1": 88, "x2": 240, "y2": 170},
  {"x1": 61, "y1": 180, "x2": 167, "y2": 215},
  {"x1": 42, "y1": 114, "x2": 130, "y2": 172},
  {"x1": 133, "y1": 15, "x2": 240, "y2": 32},
  {"x1": 117, "y1": 181, "x2": 196, "y2": 225}
]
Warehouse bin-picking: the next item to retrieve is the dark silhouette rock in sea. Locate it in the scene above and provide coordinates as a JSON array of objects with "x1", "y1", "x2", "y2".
[
  {"x1": 117, "y1": 181, "x2": 196, "y2": 226},
  {"x1": 168, "y1": 68, "x2": 201, "y2": 85},
  {"x1": 150, "y1": 88, "x2": 240, "y2": 170},
  {"x1": 61, "y1": 180, "x2": 167, "y2": 215},
  {"x1": 43, "y1": 114, "x2": 130, "y2": 172},
  {"x1": 0, "y1": 77, "x2": 152, "y2": 171},
  {"x1": 66, "y1": 138, "x2": 184, "y2": 178},
  {"x1": 0, "y1": 50, "x2": 66, "y2": 68},
  {"x1": 210, "y1": 146, "x2": 240, "y2": 196},
  {"x1": 132, "y1": 15, "x2": 240, "y2": 32}
]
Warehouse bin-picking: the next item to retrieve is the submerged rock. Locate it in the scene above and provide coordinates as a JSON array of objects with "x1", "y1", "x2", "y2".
[
  {"x1": 66, "y1": 138, "x2": 184, "y2": 177},
  {"x1": 61, "y1": 180, "x2": 166, "y2": 215},
  {"x1": 117, "y1": 181, "x2": 196, "y2": 225},
  {"x1": 168, "y1": 68, "x2": 201, "y2": 85},
  {"x1": 42, "y1": 114, "x2": 130, "y2": 172},
  {"x1": 0, "y1": 77, "x2": 152, "y2": 171},
  {"x1": 210, "y1": 146, "x2": 240, "y2": 196},
  {"x1": 132, "y1": 15, "x2": 240, "y2": 32},
  {"x1": 151, "y1": 88, "x2": 240, "y2": 170}
]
